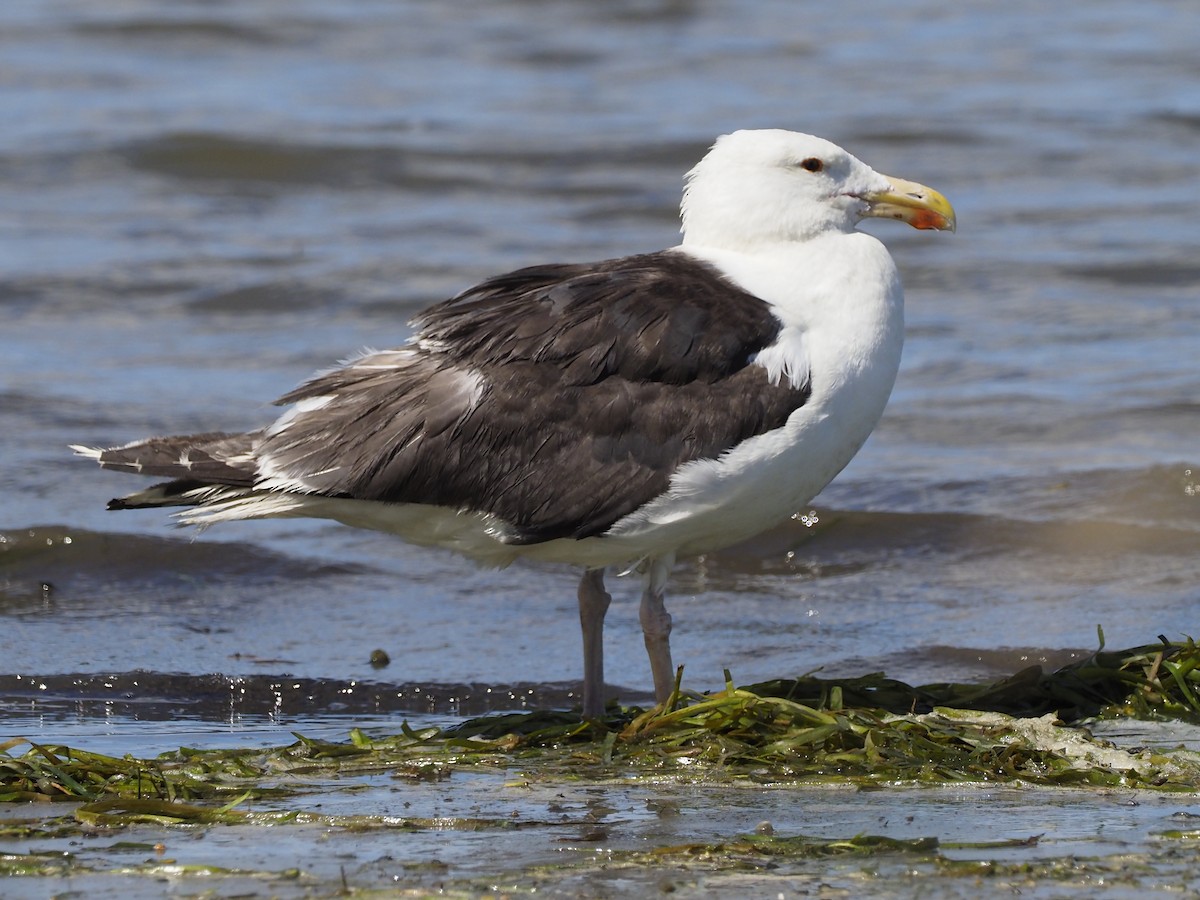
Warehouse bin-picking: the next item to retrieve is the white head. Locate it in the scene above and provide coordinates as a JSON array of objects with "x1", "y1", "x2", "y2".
[{"x1": 680, "y1": 129, "x2": 954, "y2": 250}]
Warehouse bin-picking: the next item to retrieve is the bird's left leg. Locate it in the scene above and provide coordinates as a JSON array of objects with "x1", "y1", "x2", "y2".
[
  {"x1": 639, "y1": 554, "x2": 676, "y2": 706},
  {"x1": 578, "y1": 567, "x2": 612, "y2": 719}
]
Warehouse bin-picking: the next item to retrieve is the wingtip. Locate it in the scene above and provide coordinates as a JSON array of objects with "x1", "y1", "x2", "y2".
[{"x1": 70, "y1": 444, "x2": 103, "y2": 461}]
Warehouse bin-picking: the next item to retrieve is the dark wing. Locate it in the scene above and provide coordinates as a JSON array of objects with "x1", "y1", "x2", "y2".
[
  {"x1": 259, "y1": 251, "x2": 812, "y2": 543},
  {"x1": 78, "y1": 432, "x2": 261, "y2": 509},
  {"x1": 412, "y1": 252, "x2": 789, "y2": 384}
]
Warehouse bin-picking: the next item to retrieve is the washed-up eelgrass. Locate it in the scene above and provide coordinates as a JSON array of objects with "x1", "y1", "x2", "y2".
[
  {"x1": 745, "y1": 630, "x2": 1200, "y2": 722},
  {"x1": 3, "y1": 635, "x2": 1199, "y2": 815}
]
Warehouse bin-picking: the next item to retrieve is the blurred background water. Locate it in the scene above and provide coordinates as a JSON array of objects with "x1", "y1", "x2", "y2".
[{"x1": 1, "y1": 0, "x2": 1197, "y2": 737}]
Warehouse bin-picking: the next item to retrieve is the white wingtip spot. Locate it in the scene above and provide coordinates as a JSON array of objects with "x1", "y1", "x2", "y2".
[
  {"x1": 70, "y1": 444, "x2": 103, "y2": 461},
  {"x1": 267, "y1": 394, "x2": 334, "y2": 437}
]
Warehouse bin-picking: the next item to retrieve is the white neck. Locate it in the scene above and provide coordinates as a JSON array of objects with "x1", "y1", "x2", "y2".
[{"x1": 674, "y1": 232, "x2": 905, "y2": 412}]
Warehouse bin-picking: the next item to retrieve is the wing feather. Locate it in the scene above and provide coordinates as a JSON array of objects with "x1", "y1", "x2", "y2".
[
  {"x1": 87, "y1": 251, "x2": 812, "y2": 544},
  {"x1": 260, "y1": 252, "x2": 812, "y2": 542}
]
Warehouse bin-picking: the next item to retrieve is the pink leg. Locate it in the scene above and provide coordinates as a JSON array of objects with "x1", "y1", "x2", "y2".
[
  {"x1": 578, "y1": 568, "x2": 611, "y2": 719},
  {"x1": 639, "y1": 555, "x2": 676, "y2": 705}
]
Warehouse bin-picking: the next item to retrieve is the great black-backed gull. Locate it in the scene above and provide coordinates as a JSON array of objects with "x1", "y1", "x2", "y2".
[{"x1": 74, "y1": 129, "x2": 955, "y2": 719}]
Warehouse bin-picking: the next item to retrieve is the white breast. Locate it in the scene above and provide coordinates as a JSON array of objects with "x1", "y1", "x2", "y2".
[{"x1": 597, "y1": 235, "x2": 905, "y2": 557}]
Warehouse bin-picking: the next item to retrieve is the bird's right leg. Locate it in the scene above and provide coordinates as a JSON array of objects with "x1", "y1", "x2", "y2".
[
  {"x1": 577, "y1": 567, "x2": 612, "y2": 719},
  {"x1": 639, "y1": 554, "x2": 676, "y2": 706}
]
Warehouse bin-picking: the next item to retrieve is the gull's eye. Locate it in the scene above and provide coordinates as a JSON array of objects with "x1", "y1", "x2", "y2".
[{"x1": 798, "y1": 157, "x2": 824, "y2": 173}]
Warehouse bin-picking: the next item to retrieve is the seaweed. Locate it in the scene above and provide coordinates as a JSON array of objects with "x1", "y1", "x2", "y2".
[
  {"x1": 2, "y1": 636, "x2": 1199, "y2": 814},
  {"x1": 743, "y1": 632, "x2": 1200, "y2": 722}
]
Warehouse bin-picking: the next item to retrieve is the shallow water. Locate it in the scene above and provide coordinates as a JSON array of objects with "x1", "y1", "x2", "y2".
[{"x1": 2, "y1": 0, "x2": 1198, "y2": 894}]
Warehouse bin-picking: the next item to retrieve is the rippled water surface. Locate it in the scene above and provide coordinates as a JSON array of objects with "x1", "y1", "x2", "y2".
[{"x1": 1, "y1": 0, "x2": 1198, "y2": 894}]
